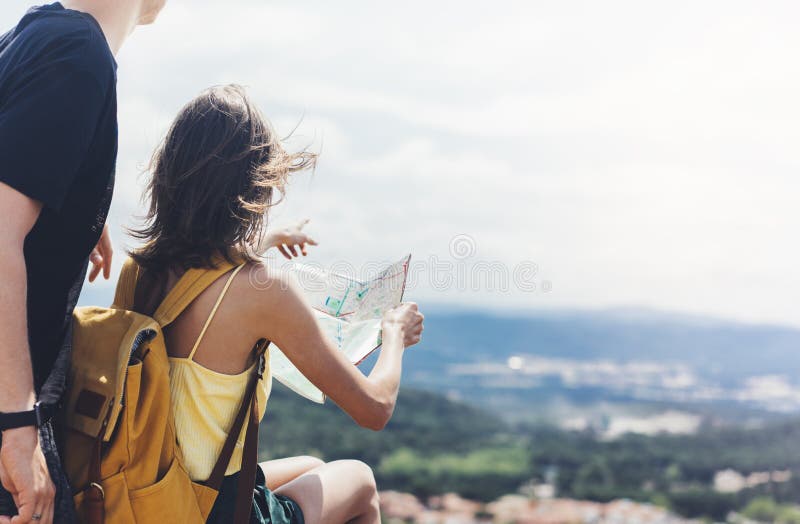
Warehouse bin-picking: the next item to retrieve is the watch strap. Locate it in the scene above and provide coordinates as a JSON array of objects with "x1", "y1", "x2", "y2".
[{"x1": 0, "y1": 401, "x2": 58, "y2": 431}]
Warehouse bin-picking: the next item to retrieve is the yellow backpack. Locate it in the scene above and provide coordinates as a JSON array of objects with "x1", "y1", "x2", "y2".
[{"x1": 62, "y1": 258, "x2": 267, "y2": 524}]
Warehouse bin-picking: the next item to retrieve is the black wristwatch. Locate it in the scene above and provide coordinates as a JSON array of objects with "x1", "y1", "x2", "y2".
[{"x1": 0, "y1": 401, "x2": 56, "y2": 432}]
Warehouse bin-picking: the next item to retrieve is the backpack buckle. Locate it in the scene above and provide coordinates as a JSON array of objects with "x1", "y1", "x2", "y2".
[{"x1": 88, "y1": 482, "x2": 105, "y2": 500}]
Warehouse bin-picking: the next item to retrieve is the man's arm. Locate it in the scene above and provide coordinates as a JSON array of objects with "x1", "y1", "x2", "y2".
[
  {"x1": 0, "y1": 183, "x2": 39, "y2": 414},
  {"x1": 0, "y1": 181, "x2": 54, "y2": 524}
]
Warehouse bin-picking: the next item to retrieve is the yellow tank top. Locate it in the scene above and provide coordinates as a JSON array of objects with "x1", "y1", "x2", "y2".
[{"x1": 167, "y1": 265, "x2": 271, "y2": 481}]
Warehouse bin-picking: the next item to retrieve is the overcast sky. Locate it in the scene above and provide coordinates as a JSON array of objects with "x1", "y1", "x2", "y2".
[{"x1": 4, "y1": 1, "x2": 800, "y2": 327}]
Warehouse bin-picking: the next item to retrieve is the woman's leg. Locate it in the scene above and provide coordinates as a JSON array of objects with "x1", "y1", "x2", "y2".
[
  {"x1": 273, "y1": 460, "x2": 380, "y2": 524},
  {"x1": 260, "y1": 456, "x2": 325, "y2": 491}
]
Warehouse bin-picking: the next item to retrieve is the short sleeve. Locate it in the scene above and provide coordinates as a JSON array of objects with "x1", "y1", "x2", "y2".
[{"x1": 0, "y1": 65, "x2": 107, "y2": 211}]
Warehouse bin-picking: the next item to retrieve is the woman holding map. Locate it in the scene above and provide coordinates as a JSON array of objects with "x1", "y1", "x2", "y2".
[{"x1": 126, "y1": 84, "x2": 424, "y2": 524}]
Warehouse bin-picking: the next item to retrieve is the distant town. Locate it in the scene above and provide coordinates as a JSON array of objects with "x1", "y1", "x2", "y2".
[
  {"x1": 380, "y1": 491, "x2": 700, "y2": 524},
  {"x1": 379, "y1": 467, "x2": 794, "y2": 524}
]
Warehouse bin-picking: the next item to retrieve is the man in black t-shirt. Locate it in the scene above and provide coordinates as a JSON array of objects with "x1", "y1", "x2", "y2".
[{"x1": 0, "y1": 2, "x2": 167, "y2": 523}]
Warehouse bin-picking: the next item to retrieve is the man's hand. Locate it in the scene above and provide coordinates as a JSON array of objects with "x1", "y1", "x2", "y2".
[
  {"x1": 257, "y1": 218, "x2": 318, "y2": 260},
  {"x1": 0, "y1": 427, "x2": 54, "y2": 524},
  {"x1": 88, "y1": 224, "x2": 112, "y2": 282}
]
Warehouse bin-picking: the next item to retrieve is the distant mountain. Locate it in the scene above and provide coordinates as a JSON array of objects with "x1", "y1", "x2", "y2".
[
  {"x1": 407, "y1": 308, "x2": 800, "y2": 380},
  {"x1": 385, "y1": 308, "x2": 800, "y2": 422}
]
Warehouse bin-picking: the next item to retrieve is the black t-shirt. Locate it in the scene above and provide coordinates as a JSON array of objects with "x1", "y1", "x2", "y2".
[{"x1": 0, "y1": 3, "x2": 117, "y2": 390}]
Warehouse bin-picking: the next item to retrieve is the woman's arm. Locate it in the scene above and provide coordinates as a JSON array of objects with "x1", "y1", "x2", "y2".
[
  {"x1": 245, "y1": 267, "x2": 423, "y2": 430},
  {"x1": 357, "y1": 305, "x2": 423, "y2": 426}
]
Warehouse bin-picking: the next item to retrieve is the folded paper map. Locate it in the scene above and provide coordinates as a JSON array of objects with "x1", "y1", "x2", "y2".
[{"x1": 270, "y1": 255, "x2": 411, "y2": 403}]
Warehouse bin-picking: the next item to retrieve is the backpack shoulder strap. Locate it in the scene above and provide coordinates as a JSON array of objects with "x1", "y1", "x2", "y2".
[
  {"x1": 152, "y1": 260, "x2": 242, "y2": 328},
  {"x1": 112, "y1": 258, "x2": 141, "y2": 310},
  {"x1": 111, "y1": 257, "x2": 242, "y2": 325},
  {"x1": 205, "y1": 338, "x2": 270, "y2": 524}
]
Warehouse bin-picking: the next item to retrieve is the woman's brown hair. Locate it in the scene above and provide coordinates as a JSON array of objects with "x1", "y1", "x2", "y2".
[{"x1": 130, "y1": 84, "x2": 315, "y2": 272}]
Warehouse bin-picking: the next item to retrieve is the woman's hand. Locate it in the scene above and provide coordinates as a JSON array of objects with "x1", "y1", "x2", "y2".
[
  {"x1": 382, "y1": 302, "x2": 424, "y2": 348},
  {"x1": 258, "y1": 218, "x2": 318, "y2": 259}
]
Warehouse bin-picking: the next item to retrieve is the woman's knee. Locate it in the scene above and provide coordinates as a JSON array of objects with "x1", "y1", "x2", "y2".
[
  {"x1": 297, "y1": 455, "x2": 325, "y2": 470},
  {"x1": 335, "y1": 460, "x2": 377, "y2": 494},
  {"x1": 260, "y1": 455, "x2": 327, "y2": 491},
  {"x1": 333, "y1": 460, "x2": 379, "y2": 519}
]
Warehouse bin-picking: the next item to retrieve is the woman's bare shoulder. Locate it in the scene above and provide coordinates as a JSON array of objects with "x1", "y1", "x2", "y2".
[{"x1": 232, "y1": 260, "x2": 306, "y2": 316}]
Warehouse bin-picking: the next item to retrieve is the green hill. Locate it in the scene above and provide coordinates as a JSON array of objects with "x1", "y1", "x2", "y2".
[
  {"x1": 259, "y1": 384, "x2": 530, "y2": 500},
  {"x1": 259, "y1": 383, "x2": 800, "y2": 520}
]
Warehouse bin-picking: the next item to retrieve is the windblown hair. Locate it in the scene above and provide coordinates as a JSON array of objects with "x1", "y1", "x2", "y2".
[{"x1": 130, "y1": 85, "x2": 315, "y2": 272}]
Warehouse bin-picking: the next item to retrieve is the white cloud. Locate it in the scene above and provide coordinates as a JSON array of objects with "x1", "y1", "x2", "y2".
[{"x1": 3, "y1": 1, "x2": 800, "y2": 325}]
